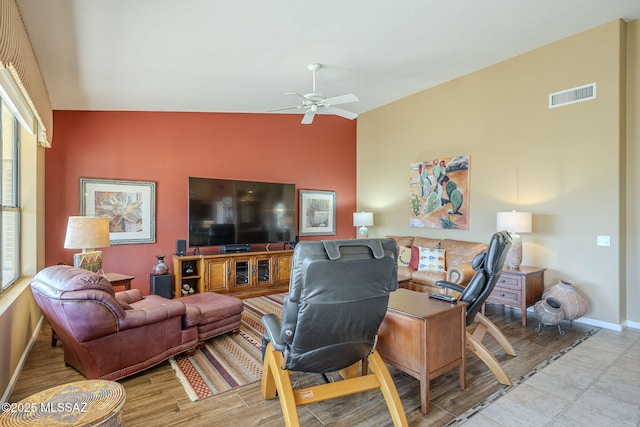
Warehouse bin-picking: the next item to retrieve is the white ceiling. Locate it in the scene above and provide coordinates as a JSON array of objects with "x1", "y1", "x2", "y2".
[{"x1": 16, "y1": 0, "x2": 640, "y2": 119}]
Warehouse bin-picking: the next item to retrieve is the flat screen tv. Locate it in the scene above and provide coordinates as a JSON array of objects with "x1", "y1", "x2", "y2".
[{"x1": 188, "y1": 177, "x2": 296, "y2": 248}]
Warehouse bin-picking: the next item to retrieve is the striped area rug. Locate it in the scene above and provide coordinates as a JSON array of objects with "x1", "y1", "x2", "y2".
[{"x1": 169, "y1": 293, "x2": 284, "y2": 401}]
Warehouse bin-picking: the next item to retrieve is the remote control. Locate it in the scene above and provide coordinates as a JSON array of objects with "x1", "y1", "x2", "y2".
[{"x1": 428, "y1": 293, "x2": 457, "y2": 302}]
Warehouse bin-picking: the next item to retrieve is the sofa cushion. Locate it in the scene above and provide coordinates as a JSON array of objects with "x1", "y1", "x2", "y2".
[
  {"x1": 397, "y1": 246, "x2": 412, "y2": 267},
  {"x1": 417, "y1": 247, "x2": 446, "y2": 272},
  {"x1": 391, "y1": 236, "x2": 415, "y2": 248},
  {"x1": 412, "y1": 237, "x2": 440, "y2": 249},
  {"x1": 442, "y1": 239, "x2": 487, "y2": 267},
  {"x1": 411, "y1": 269, "x2": 446, "y2": 288}
]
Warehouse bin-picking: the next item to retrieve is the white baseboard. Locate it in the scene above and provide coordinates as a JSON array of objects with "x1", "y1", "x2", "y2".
[
  {"x1": 624, "y1": 319, "x2": 640, "y2": 330},
  {"x1": 573, "y1": 316, "x2": 623, "y2": 331},
  {"x1": 526, "y1": 307, "x2": 639, "y2": 332},
  {"x1": 1, "y1": 316, "x2": 43, "y2": 403}
]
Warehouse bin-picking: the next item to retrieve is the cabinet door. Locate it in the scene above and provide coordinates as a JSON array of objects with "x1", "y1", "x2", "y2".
[
  {"x1": 204, "y1": 258, "x2": 230, "y2": 293},
  {"x1": 274, "y1": 253, "x2": 292, "y2": 285},
  {"x1": 231, "y1": 257, "x2": 253, "y2": 290},
  {"x1": 254, "y1": 256, "x2": 274, "y2": 288}
]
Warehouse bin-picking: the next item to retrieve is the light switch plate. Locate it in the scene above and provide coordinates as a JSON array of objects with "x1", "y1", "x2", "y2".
[{"x1": 597, "y1": 235, "x2": 610, "y2": 247}]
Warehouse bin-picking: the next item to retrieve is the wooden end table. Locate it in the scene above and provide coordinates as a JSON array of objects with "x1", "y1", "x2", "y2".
[
  {"x1": 105, "y1": 272, "x2": 135, "y2": 291},
  {"x1": 483, "y1": 266, "x2": 546, "y2": 327}
]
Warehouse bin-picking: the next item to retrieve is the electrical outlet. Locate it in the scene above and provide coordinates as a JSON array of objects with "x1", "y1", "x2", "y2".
[{"x1": 596, "y1": 235, "x2": 610, "y2": 247}]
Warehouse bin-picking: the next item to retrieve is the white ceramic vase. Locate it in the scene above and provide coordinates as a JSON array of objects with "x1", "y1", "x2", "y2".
[{"x1": 542, "y1": 279, "x2": 588, "y2": 320}]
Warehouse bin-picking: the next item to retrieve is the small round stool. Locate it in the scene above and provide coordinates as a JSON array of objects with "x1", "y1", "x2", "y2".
[{"x1": 0, "y1": 380, "x2": 125, "y2": 426}]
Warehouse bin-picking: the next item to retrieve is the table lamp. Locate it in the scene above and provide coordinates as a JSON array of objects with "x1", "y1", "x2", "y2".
[
  {"x1": 353, "y1": 211, "x2": 373, "y2": 239},
  {"x1": 496, "y1": 211, "x2": 532, "y2": 269},
  {"x1": 64, "y1": 216, "x2": 110, "y2": 273}
]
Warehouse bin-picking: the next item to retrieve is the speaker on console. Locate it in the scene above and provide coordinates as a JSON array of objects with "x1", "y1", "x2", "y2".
[
  {"x1": 288, "y1": 236, "x2": 299, "y2": 250},
  {"x1": 176, "y1": 239, "x2": 187, "y2": 256},
  {"x1": 150, "y1": 274, "x2": 173, "y2": 299}
]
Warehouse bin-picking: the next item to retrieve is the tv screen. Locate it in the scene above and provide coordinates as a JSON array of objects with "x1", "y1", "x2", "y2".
[{"x1": 188, "y1": 177, "x2": 296, "y2": 248}]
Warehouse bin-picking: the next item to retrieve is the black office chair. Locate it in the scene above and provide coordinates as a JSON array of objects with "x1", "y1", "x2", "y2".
[
  {"x1": 261, "y1": 239, "x2": 408, "y2": 427},
  {"x1": 436, "y1": 230, "x2": 516, "y2": 385}
]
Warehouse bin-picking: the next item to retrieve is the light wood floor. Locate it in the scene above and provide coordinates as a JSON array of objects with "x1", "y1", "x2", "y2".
[{"x1": 9, "y1": 304, "x2": 597, "y2": 426}]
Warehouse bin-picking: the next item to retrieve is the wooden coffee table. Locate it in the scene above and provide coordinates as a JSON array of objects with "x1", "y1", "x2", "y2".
[{"x1": 377, "y1": 288, "x2": 467, "y2": 414}]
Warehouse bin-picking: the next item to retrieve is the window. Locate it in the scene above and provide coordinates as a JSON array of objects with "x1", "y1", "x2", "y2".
[{"x1": 1, "y1": 99, "x2": 20, "y2": 292}]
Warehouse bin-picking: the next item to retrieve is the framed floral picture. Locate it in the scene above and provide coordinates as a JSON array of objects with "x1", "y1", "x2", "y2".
[
  {"x1": 79, "y1": 178, "x2": 156, "y2": 245},
  {"x1": 299, "y1": 190, "x2": 336, "y2": 236}
]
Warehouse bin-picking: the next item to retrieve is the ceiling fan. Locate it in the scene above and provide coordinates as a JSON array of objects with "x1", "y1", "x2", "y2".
[{"x1": 268, "y1": 63, "x2": 359, "y2": 124}]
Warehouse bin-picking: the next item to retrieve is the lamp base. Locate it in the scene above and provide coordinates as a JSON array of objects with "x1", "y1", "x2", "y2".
[
  {"x1": 73, "y1": 250, "x2": 103, "y2": 273},
  {"x1": 504, "y1": 234, "x2": 522, "y2": 269},
  {"x1": 357, "y1": 226, "x2": 369, "y2": 239}
]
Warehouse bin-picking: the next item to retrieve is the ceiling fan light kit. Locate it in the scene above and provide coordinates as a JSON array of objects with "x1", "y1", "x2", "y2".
[{"x1": 269, "y1": 63, "x2": 359, "y2": 124}]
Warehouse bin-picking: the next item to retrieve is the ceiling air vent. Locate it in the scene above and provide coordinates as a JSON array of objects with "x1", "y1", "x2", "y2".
[{"x1": 549, "y1": 83, "x2": 596, "y2": 109}]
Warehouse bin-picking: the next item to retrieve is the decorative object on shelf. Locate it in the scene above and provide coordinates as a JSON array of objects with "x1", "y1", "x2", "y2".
[
  {"x1": 183, "y1": 264, "x2": 195, "y2": 276},
  {"x1": 542, "y1": 279, "x2": 589, "y2": 322},
  {"x1": 152, "y1": 255, "x2": 169, "y2": 275},
  {"x1": 64, "y1": 216, "x2": 110, "y2": 273},
  {"x1": 534, "y1": 297, "x2": 565, "y2": 335},
  {"x1": 181, "y1": 283, "x2": 195, "y2": 295},
  {"x1": 353, "y1": 211, "x2": 373, "y2": 239},
  {"x1": 496, "y1": 210, "x2": 532, "y2": 269},
  {"x1": 79, "y1": 177, "x2": 156, "y2": 245}
]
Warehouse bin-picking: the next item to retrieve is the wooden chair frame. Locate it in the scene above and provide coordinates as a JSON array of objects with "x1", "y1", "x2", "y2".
[
  {"x1": 261, "y1": 342, "x2": 408, "y2": 427},
  {"x1": 467, "y1": 312, "x2": 517, "y2": 385}
]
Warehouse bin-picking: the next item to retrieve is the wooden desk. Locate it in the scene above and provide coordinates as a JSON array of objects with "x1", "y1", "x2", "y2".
[
  {"x1": 105, "y1": 272, "x2": 135, "y2": 290},
  {"x1": 377, "y1": 288, "x2": 467, "y2": 414}
]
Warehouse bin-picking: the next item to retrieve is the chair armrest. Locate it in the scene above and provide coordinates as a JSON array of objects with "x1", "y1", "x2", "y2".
[
  {"x1": 261, "y1": 314, "x2": 286, "y2": 351},
  {"x1": 435, "y1": 280, "x2": 465, "y2": 294},
  {"x1": 118, "y1": 299, "x2": 186, "y2": 331},
  {"x1": 115, "y1": 289, "x2": 144, "y2": 306},
  {"x1": 447, "y1": 263, "x2": 475, "y2": 285}
]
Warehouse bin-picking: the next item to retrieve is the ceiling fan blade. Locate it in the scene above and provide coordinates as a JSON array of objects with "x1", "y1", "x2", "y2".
[
  {"x1": 265, "y1": 105, "x2": 303, "y2": 112},
  {"x1": 285, "y1": 92, "x2": 306, "y2": 100},
  {"x1": 325, "y1": 106, "x2": 358, "y2": 120},
  {"x1": 324, "y1": 93, "x2": 359, "y2": 106},
  {"x1": 301, "y1": 108, "x2": 316, "y2": 124}
]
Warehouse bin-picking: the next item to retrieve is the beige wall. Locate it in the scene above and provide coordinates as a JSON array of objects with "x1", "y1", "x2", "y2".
[
  {"x1": 358, "y1": 20, "x2": 634, "y2": 326},
  {"x1": 627, "y1": 19, "x2": 640, "y2": 324}
]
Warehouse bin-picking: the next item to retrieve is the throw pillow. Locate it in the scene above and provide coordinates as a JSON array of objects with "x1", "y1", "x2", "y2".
[
  {"x1": 409, "y1": 246, "x2": 420, "y2": 270},
  {"x1": 397, "y1": 246, "x2": 412, "y2": 267},
  {"x1": 417, "y1": 247, "x2": 446, "y2": 272}
]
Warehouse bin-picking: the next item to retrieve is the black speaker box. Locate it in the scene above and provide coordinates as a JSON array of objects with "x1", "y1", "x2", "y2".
[
  {"x1": 150, "y1": 274, "x2": 173, "y2": 299},
  {"x1": 176, "y1": 239, "x2": 187, "y2": 256},
  {"x1": 220, "y1": 243, "x2": 251, "y2": 254}
]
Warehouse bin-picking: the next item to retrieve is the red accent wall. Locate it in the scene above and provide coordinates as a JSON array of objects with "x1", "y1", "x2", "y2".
[{"x1": 46, "y1": 111, "x2": 357, "y2": 294}]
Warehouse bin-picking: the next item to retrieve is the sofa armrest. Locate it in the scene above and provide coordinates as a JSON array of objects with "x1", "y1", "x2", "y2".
[
  {"x1": 446, "y1": 263, "x2": 475, "y2": 285},
  {"x1": 115, "y1": 289, "x2": 144, "y2": 306},
  {"x1": 115, "y1": 288, "x2": 143, "y2": 303},
  {"x1": 118, "y1": 299, "x2": 186, "y2": 331}
]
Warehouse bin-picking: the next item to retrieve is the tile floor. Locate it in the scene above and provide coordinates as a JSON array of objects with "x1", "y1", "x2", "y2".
[{"x1": 459, "y1": 327, "x2": 640, "y2": 426}]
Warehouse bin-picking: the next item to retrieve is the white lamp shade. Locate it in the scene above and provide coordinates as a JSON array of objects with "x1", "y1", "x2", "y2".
[
  {"x1": 496, "y1": 211, "x2": 532, "y2": 233},
  {"x1": 64, "y1": 216, "x2": 111, "y2": 250},
  {"x1": 353, "y1": 212, "x2": 373, "y2": 227}
]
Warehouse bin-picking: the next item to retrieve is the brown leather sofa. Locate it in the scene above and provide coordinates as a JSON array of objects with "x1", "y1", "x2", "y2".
[
  {"x1": 388, "y1": 236, "x2": 487, "y2": 294},
  {"x1": 30, "y1": 265, "x2": 199, "y2": 380}
]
